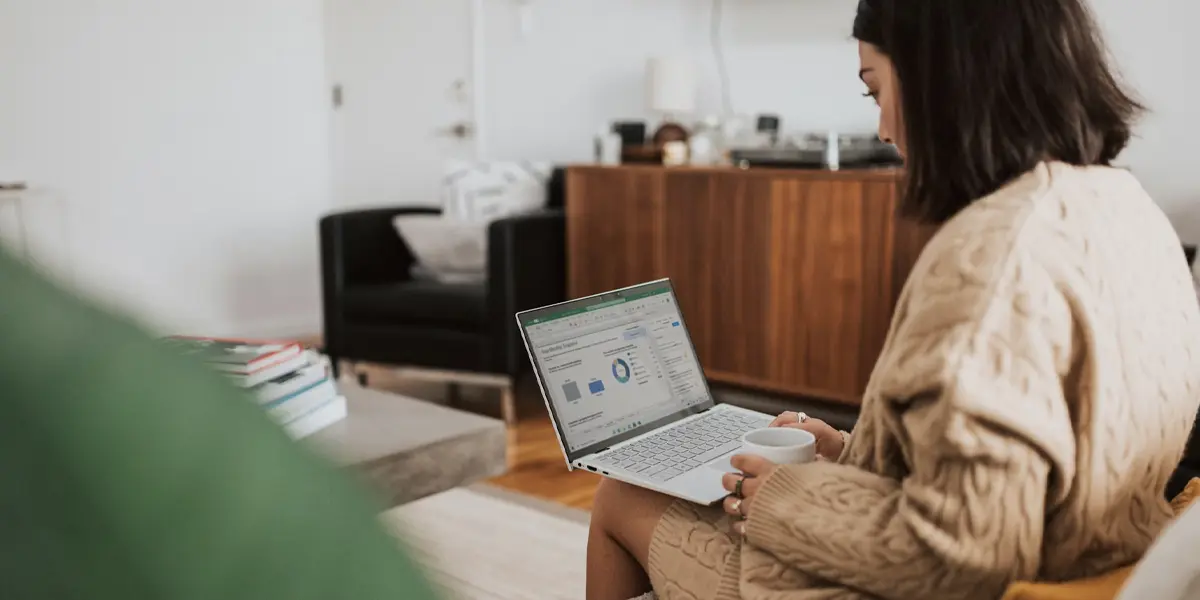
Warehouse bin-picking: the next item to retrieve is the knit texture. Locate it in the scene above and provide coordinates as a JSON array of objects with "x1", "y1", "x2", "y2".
[{"x1": 647, "y1": 163, "x2": 1200, "y2": 600}]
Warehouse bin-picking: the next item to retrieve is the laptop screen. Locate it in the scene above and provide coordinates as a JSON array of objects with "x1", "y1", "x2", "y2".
[{"x1": 517, "y1": 279, "x2": 713, "y2": 461}]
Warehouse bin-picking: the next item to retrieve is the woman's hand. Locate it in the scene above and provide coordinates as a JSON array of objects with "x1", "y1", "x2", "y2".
[
  {"x1": 769, "y1": 411, "x2": 845, "y2": 461},
  {"x1": 721, "y1": 454, "x2": 778, "y2": 536}
]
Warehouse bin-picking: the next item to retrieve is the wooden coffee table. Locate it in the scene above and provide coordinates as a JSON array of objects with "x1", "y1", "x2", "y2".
[{"x1": 308, "y1": 384, "x2": 507, "y2": 507}]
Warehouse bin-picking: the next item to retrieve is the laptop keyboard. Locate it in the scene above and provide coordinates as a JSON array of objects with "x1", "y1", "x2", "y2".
[{"x1": 594, "y1": 410, "x2": 771, "y2": 483}]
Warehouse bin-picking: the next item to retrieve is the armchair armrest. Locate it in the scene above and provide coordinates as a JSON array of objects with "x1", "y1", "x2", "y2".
[
  {"x1": 486, "y1": 209, "x2": 566, "y2": 375},
  {"x1": 319, "y1": 206, "x2": 440, "y2": 356}
]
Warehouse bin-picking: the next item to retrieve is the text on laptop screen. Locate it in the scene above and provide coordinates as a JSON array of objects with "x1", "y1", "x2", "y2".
[{"x1": 521, "y1": 283, "x2": 709, "y2": 453}]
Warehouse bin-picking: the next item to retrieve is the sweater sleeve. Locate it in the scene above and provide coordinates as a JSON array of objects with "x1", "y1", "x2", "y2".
[
  {"x1": 746, "y1": 411, "x2": 1053, "y2": 599},
  {"x1": 746, "y1": 236, "x2": 1077, "y2": 599}
]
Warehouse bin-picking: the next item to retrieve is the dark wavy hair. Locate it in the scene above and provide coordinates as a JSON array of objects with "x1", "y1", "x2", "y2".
[{"x1": 853, "y1": 0, "x2": 1144, "y2": 224}]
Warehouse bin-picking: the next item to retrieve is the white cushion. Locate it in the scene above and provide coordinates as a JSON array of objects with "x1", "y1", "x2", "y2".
[
  {"x1": 394, "y1": 161, "x2": 551, "y2": 283},
  {"x1": 441, "y1": 160, "x2": 551, "y2": 222},
  {"x1": 392, "y1": 216, "x2": 487, "y2": 284}
]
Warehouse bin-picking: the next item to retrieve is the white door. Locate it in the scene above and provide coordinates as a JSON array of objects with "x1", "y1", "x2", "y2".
[{"x1": 325, "y1": 0, "x2": 476, "y2": 209}]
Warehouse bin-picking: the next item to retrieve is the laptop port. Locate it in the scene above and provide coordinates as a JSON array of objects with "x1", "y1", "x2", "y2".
[{"x1": 587, "y1": 465, "x2": 597, "y2": 472}]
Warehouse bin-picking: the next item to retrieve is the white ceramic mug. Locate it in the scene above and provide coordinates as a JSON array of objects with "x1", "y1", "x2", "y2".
[{"x1": 741, "y1": 427, "x2": 817, "y2": 465}]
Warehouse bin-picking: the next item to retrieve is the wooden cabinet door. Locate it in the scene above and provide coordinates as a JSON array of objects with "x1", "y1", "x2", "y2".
[
  {"x1": 663, "y1": 173, "x2": 904, "y2": 403},
  {"x1": 568, "y1": 167, "x2": 922, "y2": 405},
  {"x1": 565, "y1": 168, "x2": 666, "y2": 298},
  {"x1": 766, "y1": 177, "x2": 901, "y2": 401},
  {"x1": 661, "y1": 172, "x2": 776, "y2": 393}
]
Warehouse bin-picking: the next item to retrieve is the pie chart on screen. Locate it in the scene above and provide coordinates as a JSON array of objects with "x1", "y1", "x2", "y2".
[{"x1": 611, "y1": 358, "x2": 631, "y2": 383}]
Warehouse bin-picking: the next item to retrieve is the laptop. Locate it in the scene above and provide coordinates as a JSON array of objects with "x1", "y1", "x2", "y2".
[{"x1": 515, "y1": 278, "x2": 774, "y2": 505}]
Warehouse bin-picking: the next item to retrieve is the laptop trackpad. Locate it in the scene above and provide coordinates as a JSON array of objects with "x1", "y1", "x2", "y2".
[{"x1": 706, "y1": 452, "x2": 739, "y2": 473}]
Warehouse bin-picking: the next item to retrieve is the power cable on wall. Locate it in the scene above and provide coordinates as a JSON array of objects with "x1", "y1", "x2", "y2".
[{"x1": 711, "y1": 0, "x2": 734, "y2": 116}]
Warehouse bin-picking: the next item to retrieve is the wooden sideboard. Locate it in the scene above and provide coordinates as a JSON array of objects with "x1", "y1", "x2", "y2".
[{"x1": 566, "y1": 165, "x2": 934, "y2": 406}]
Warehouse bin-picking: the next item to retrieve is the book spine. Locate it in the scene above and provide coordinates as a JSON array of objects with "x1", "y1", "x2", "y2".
[
  {"x1": 284, "y1": 396, "x2": 347, "y2": 439},
  {"x1": 269, "y1": 380, "x2": 337, "y2": 424}
]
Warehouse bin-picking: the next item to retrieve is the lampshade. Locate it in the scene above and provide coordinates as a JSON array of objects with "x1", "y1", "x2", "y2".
[{"x1": 646, "y1": 56, "x2": 697, "y2": 115}]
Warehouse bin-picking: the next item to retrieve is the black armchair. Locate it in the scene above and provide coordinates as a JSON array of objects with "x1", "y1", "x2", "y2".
[{"x1": 319, "y1": 169, "x2": 567, "y2": 423}]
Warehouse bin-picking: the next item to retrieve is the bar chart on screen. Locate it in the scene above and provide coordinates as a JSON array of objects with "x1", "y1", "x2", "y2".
[{"x1": 561, "y1": 381, "x2": 581, "y2": 402}]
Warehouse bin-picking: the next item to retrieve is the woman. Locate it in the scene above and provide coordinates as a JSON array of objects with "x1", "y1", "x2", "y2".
[{"x1": 587, "y1": 1, "x2": 1200, "y2": 599}]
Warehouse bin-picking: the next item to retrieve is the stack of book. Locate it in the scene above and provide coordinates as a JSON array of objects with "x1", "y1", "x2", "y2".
[{"x1": 165, "y1": 336, "x2": 346, "y2": 438}]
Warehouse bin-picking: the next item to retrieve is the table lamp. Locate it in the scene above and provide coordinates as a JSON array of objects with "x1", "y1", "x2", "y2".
[{"x1": 646, "y1": 56, "x2": 697, "y2": 146}]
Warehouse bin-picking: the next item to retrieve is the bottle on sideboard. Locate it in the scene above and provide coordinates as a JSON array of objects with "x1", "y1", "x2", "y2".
[{"x1": 594, "y1": 129, "x2": 622, "y2": 165}]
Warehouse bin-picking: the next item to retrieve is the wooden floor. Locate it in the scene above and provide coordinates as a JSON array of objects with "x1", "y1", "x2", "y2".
[
  {"x1": 360, "y1": 364, "x2": 601, "y2": 510},
  {"x1": 487, "y1": 414, "x2": 601, "y2": 511}
]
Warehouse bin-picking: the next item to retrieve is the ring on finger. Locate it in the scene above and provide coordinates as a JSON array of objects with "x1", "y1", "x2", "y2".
[
  {"x1": 734, "y1": 475, "x2": 746, "y2": 498},
  {"x1": 797, "y1": 412, "x2": 809, "y2": 423},
  {"x1": 730, "y1": 497, "x2": 743, "y2": 515}
]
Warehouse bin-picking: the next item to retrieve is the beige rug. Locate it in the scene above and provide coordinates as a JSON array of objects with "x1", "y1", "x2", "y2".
[{"x1": 383, "y1": 485, "x2": 590, "y2": 600}]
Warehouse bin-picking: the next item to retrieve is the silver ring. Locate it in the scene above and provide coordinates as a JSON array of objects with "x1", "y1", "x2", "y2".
[
  {"x1": 797, "y1": 412, "x2": 809, "y2": 423},
  {"x1": 731, "y1": 497, "x2": 743, "y2": 515}
]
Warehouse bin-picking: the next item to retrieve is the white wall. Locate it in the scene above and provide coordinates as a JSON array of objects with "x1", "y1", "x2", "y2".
[
  {"x1": 483, "y1": 0, "x2": 696, "y2": 163},
  {"x1": 3, "y1": 0, "x2": 1191, "y2": 338},
  {"x1": 0, "y1": 0, "x2": 332, "y2": 337},
  {"x1": 480, "y1": 0, "x2": 1199, "y2": 238},
  {"x1": 1091, "y1": 0, "x2": 1200, "y2": 239},
  {"x1": 483, "y1": 0, "x2": 875, "y2": 164}
]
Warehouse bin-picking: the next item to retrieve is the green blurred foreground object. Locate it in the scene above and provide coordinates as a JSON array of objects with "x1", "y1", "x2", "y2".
[{"x1": 0, "y1": 250, "x2": 440, "y2": 600}]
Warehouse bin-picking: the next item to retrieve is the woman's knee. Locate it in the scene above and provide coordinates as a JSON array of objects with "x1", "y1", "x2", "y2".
[{"x1": 592, "y1": 478, "x2": 636, "y2": 530}]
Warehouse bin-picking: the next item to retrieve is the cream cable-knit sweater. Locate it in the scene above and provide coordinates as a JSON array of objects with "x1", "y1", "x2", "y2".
[{"x1": 654, "y1": 163, "x2": 1200, "y2": 600}]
